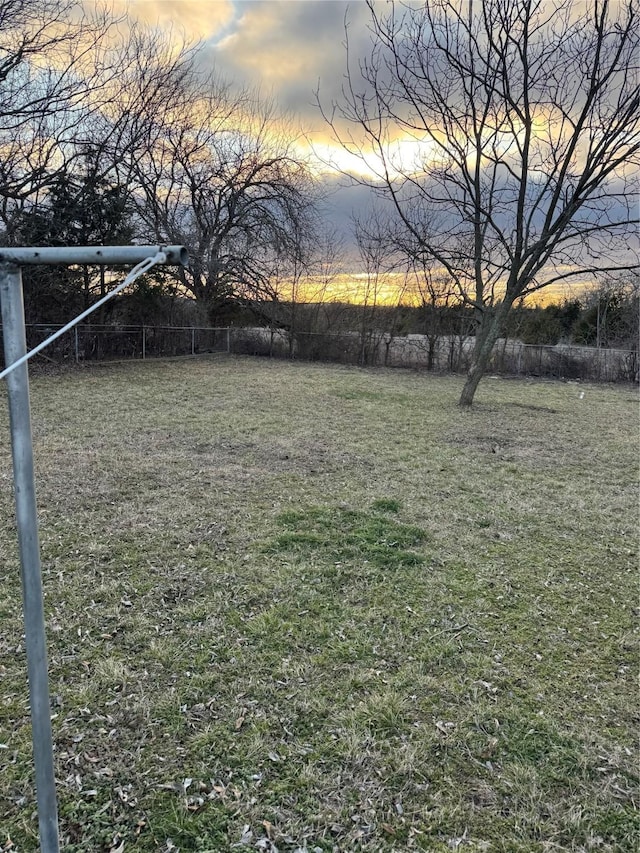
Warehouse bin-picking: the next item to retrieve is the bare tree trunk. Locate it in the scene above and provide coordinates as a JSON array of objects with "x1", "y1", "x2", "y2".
[
  {"x1": 459, "y1": 310, "x2": 504, "y2": 407},
  {"x1": 427, "y1": 336, "x2": 436, "y2": 371}
]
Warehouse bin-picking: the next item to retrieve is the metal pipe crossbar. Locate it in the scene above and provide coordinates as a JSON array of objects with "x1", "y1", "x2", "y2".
[
  {"x1": 0, "y1": 244, "x2": 188, "y2": 266},
  {"x1": 0, "y1": 249, "x2": 184, "y2": 380}
]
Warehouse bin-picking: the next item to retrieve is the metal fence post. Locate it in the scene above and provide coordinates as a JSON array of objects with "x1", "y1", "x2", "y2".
[
  {"x1": 191, "y1": 327, "x2": 195, "y2": 356},
  {"x1": 226, "y1": 327, "x2": 230, "y2": 353},
  {"x1": 142, "y1": 326, "x2": 146, "y2": 360},
  {"x1": 74, "y1": 326, "x2": 79, "y2": 363},
  {"x1": 0, "y1": 263, "x2": 60, "y2": 853}
]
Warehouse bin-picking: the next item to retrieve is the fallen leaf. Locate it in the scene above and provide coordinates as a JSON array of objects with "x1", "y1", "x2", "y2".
[
  {"x1": 233, "y1": 824, "x2": 252, "y2": 846},
  {"x1": 186, "y1": 795, "x2": 205, "y2": 812}
]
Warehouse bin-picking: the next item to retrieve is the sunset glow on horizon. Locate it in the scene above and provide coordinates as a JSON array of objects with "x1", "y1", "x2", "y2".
[{"x1": 91, "y1": 0, "x2": 634, "y2": 310}]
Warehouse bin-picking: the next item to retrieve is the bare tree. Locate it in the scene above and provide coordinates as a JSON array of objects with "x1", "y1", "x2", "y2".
[
  {"x1": 581, "y1": 273, "x2": 640, "y2": 349},
  {"x1": 266, "y1": 213, "x2": 317, "y2": 356},
  {"x1": 304, "y1": 225, "x2": 349, "y2": 332},
  {"x1": 352, "y1": 209, "x2": 404, "y2": 365},
  {"x1": 0, "y1": 8, "x2": 205, "y2": 324},
  {"x1": 119, "y1": 59, "x2": 318, "y2": 322},
  {"x1": 0, "y1": 0, "x2": 125, "y2": 213},
  {"x1": 289, "y1": 226, "x2": 353, "y2": 360},
  {"x1": 321, "y1": 0, "x2": 639, "y2": 404},
  {"x1": 409, "y1": 261, "x2": 464, "y2": 371}
]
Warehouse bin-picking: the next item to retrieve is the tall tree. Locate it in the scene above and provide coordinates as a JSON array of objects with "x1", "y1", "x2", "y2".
[
  {"x1": 576, "y1": 274, "x2": 640, "y2": 349},
  {"x1": 409, "y1": 262, "x2": 465, "y2": 371},
  {"x1": 121, "y1": 62, "x2": 317, "y2": 322},
  {"x1": 353, "y1": 210, "x2": 400, "y2": 365},
  {"x1": 321, "y1": 0, "x2": 640, "y2": 405}
]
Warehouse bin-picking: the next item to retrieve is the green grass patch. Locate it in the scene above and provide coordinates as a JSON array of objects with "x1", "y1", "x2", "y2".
[
  {"x1": 267, "y1": 504, "x2": 428, "y2": 569},
  {"x1": 371, "y1": 497, "x2": 402, "y2": 513}
]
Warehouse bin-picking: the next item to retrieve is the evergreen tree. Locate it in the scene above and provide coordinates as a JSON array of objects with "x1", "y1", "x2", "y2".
[{"x1": 13, "y1": 161, "x2": 135, "y2": 323}]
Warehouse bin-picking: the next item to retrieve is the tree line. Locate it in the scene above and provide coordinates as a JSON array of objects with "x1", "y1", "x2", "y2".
[{"x1": 261, "y1": 273, "x2": 639, "y2": 361}]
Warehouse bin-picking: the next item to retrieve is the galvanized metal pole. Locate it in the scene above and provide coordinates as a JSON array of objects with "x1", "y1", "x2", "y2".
[
  {"x1": 0, "y1": 263, "x2": 60, "y2": 853},
  {"x1": 0, "y1": 244, "x2": 187, "y2": 266}
]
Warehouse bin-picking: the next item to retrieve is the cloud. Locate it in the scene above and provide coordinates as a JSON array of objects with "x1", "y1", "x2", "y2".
[
  {"x1": 114, "y1": 1, "x2": 380, "y2": 167},
  {"x1": 116, "y1": 0, "x2": 236, "y2": 41},
  {"x1": 102, "y1": 2, "x2": 626, "y2": 300},
  {"x1": 202, "y1": 1, "x2": 371, "y2": 128},
  {"x1": 109, "y1": 1, "x2": 371, "y2": 250}
]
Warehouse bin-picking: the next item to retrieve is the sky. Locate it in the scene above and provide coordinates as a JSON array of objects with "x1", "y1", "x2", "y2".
[
  {"x1": 117, "y1": 0, "x2": 386, "y2": 283},
  {"x1": 121, "y1": 0, "x2": 369, "y2": 133},
  {"x1": 120, "y1": 1, "x2": 374, "y2": 174},
  {"x1": 110, "y1": 1, "x2": 633, "y2": 304}
]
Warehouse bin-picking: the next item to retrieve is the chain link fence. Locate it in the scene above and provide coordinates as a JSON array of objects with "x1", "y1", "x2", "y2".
[
  {"x1": 231, "y1": 327, "x2": 639, "y2": 383},
  {"x1": 0, "y1": 323, "x2": 637, "y2": 383},
  {"x1": 0, "y1": 324, "x2": 230, "y2": 366}
]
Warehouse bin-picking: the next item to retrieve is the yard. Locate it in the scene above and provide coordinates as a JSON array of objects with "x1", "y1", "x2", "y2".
[{"x1": 0, "y1": 356, "x2": 637, "y2": 852}]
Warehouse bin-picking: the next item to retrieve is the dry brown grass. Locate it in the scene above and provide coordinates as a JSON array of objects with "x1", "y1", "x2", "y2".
[{"x1": 0, "y1": 356, "x2": 638, "y2": 852}]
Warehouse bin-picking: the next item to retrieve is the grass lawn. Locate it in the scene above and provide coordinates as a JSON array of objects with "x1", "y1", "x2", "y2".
[{"x1": 0, "y1": 356, "x2": 638, "y2": 852}]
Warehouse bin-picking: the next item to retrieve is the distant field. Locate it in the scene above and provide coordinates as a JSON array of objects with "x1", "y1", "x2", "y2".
[{"x1": 0, "y1": 356, "x2": 638, "y2": 852}]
